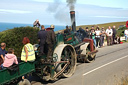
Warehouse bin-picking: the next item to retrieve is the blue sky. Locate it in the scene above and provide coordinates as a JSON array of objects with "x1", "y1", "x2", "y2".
[{"x1": 0, "y1": 0, "x2": 128, "y2": 26}]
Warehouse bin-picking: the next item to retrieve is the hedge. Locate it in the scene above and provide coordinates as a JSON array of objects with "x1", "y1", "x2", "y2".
[
  {"x1": 117, "y1": 26, "x2": 127, "y2": 37},
  {"x1": 0, "y1": 26, "x2": 39, "y2": 57}
]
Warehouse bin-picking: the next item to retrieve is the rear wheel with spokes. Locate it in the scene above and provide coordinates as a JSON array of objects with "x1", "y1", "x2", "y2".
[
  {"x1": 61, "y1": 46, "x2": 76, "y2": 77},
  {"x1": 54, "y1": 44, "x2": 77, "y2": 78}
]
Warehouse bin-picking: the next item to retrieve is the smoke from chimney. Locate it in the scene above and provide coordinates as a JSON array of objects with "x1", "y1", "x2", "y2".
[
  {"x1": 47, "y1": 0, "x2": 61, "y2": 13},
  {"x1": 66, "y1": 0, "x2": 76, "y2": 11},
  {"x1": 46, "y1": 0, "x2": 77, "y2": 25},
  {"x1": 46, "y1": 0, "x2": 71, "y2": 25}
]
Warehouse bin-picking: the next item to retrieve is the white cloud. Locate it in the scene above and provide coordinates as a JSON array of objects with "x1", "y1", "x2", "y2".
[
  {"x1": 32, "y1": 0, "x2": 65, "y2": 3},
  {"x1": 0, "y1": 9, "x2": 32, "y2": 14},
  {"x1": 94, "y1": 16, "x2": 128, "y2": 19},
  {"x1": 32, "y1": 0, "x2": 53, "y2": 2}
]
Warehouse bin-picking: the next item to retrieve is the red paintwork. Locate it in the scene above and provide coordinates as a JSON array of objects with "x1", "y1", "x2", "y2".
[{"x1": 83, "y1": 38, "x2": 94, "y2": 51}]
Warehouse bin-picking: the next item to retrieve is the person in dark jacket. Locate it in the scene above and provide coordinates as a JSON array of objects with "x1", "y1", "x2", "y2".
[
  {"x1": 46, "y1": 24, "x2": 56, "y2": 61},
  {"x1": 77, "y1": 27, "x2": 86, "y2": 41},
  {"x1": 64, "y1": 25, "x2": 70, "y2": 34},
  {"x1": 100, "y1": 27, "x2": 106, "y2": 47},
  {"x1": 112, "y1": 25, "x2": 117, "y2": 44},
  {"x1": 85, "y1": 27, "x2": 90, "y2": 38},
  {"x1": 37, "y1": 25, "x2": 47, "y2": 55}
]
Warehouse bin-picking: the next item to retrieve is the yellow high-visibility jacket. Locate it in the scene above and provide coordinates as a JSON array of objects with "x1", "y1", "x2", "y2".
[{"x1": 21, "y1": 43, "x2": 35, "y2": 61}]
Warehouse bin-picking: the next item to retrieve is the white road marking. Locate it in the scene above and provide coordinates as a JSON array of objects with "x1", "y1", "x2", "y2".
[{"x1": 83, "y1": 55, "x2": 128, "y2": 76}]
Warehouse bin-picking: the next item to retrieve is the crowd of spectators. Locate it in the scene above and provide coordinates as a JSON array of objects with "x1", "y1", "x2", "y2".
[{"x1": 77, "y1": 25, "x2": 124, "y2": 48}]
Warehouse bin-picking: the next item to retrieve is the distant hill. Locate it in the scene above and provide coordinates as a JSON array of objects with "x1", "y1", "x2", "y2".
[{"x1": 76, "y1": 21, "x2": 126, "y2": 30}]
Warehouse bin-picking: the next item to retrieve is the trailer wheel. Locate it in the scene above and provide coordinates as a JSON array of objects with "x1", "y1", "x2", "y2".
[
  {"x1": 85, "y1": 44, "x2": 96, "y2": 63},
  {"x1": 54, "y1": 44, "x2": 77, "y2": 78},
  {"x1": 18, "y1": 79, "x2": 31, "y2": 85}
]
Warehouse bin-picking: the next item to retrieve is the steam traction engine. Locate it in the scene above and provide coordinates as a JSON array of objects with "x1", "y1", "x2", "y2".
[{"x1": 34, "y1": 11, "x2": 98, "y2": 81}]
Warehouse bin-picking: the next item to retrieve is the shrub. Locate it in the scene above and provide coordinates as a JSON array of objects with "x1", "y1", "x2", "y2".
[
  {"x1": 0, "y1": 26, "x2": 39, "y2": 57},
  {"x1": 117, "y1": 26, "x2": 127, "y2": 37}
]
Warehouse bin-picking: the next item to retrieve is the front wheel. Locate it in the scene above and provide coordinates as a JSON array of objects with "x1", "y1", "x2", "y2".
[{"x1": 85, "y1": 44, "x2": 96, "y2": 63}]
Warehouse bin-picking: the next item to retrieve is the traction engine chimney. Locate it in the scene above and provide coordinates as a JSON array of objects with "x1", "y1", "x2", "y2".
[{"x1": 70, "y1": 11, "x2": 76, "y2": 32}]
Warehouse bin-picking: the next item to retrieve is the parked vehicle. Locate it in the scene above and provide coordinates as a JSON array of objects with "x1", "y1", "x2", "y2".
[{"x1": 0, "y1": 11, "x2": 98, "y2": 85}]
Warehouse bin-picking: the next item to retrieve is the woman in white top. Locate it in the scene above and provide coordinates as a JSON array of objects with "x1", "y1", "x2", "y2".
[{"x1": 95, "y1": 27, "x2": 101, "y2": 48}]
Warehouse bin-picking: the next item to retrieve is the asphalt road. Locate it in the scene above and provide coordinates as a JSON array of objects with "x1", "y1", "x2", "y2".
[{"x1": 31, "y1": 43, "x2": 128, "y2": 85}]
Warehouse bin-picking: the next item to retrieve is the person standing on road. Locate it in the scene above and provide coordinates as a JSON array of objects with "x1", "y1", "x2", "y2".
[
  {"x1": 46, "y1": 25, "x2": 56, "y2": 62},
  {"x1": 85, "y1": 27, "x2": 90, "y2": 38},
  {"x1": 95, "y1": 27, "x2": 101, "y2": 48},
  {"x1": 106, "y1": 26, "x2": 113, "y2": 46},
  {"x1": 90, "y1": 26, "x2": 95, "y2": 32},
  {"x1": 90, "y1": 29, "x2": 96, "y2": 47},
  {"x1": 112, "y1": 26, "x2": 117, "y2": 44},
  {"x1": 100, "y1": 27, "x2": 106, "y2": 48},
  {"x1": 37, "y1": 25, "x2": 47, "y2": 55},
  {"x1": 124, "y1": 28, "x2": 128, "y2": 42}
]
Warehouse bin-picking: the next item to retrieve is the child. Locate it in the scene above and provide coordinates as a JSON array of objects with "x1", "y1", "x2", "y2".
[
  {"x1": 2, "y1": 48, "x2": 18, "y2": 68},
  {"x1": 115, "y1": 35, "x2": 121, "y2": 44},
  {"x1": 90, "y1": 29, "x2": 96, "y2": 47}
]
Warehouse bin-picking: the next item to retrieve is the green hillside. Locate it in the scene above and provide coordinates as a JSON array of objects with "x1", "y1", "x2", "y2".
[{"x1": 76, "y1": 21, "x2": 126, "y2": 30}]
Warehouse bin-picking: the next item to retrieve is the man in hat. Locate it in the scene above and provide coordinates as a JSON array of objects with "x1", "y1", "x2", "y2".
[{"x1": 46, "y1": 24, "x2": 56, "y2": 62}]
